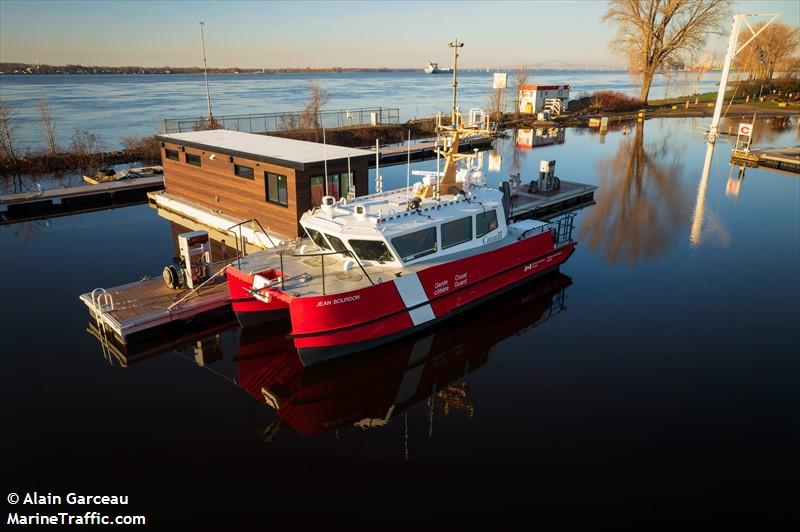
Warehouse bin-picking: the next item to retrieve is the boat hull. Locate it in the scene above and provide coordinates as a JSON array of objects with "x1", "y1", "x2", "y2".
[
  {"x1": 290, "y1": 232, "x2": 575, "y2": 365},
  {"x1": 226, "y1": 267, "x2": 290, "y2": 327}
]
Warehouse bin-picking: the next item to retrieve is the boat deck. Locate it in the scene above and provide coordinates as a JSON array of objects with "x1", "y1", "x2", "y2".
[
  {"x1": 79, "y1": 262, "x2": 231, "y2": 344},
  {"x1": 236, "y1": 221, "x2": 555, "y2": 299}
]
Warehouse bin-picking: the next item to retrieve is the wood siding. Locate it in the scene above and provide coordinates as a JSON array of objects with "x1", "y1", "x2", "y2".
[{"x1": 161, "y1": 142, "x2": 369, "y2": 239}]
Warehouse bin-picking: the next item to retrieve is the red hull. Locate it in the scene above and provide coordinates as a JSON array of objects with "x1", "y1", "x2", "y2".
[
  {"x1": 236, "y1": 273, "x2": 572, "y2": 436},
  {"x1": 289, "y1": 231, "x2": 575, "y2": 364},
  {"x1": 226, "y1": 266, "x2": 289, "y2": 326}
]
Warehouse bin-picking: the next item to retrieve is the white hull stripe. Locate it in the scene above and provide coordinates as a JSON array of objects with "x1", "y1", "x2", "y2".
[{"x1": 394, "y1": 273, "x2": 436, "y2": 326}]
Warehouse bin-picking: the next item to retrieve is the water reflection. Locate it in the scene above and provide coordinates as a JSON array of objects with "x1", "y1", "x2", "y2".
[
  {"x1": 237, "y1": 273, "x2": 571, "y2": 439},
  {"x1": 580, "y1": 123, "x2": 691, "y2": 264},
  {"x1": 87, "y1": 272, "x2": 572, "y2": 449}
]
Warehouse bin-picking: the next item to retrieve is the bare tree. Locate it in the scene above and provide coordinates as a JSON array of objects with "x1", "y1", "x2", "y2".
[
  {"x1": 38, "y1": 98, "x2": 58, "y2": 154},
  {"x1": 734, "y1": 22, "x2": 799, "y2": 81},
  {"x1": 486, "y1": 88, "x2": 504, "y2": 119},
  {"x1": 513, "y1": 68, "x2": 529, "y2": 117},
  {"x1": 301, "y1": 81, "x2": 329, "y2": 133},
  {"x1": 604, "y1": 0, "x2": 732, "y2": 104},
  {"x1": 0, "y1": 98, "x2": 19, "y2": 163},
  {"x1": 70, "y1": 129, "x2": 105, "y2": 171}
]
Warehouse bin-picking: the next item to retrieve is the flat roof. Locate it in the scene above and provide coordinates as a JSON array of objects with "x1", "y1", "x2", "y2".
[{"x1": 155, "y1": 129, "x2": 374, "y2": 171}]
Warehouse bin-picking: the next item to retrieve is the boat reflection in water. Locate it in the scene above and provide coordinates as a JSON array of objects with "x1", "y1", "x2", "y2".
[
  {"x1": 237, "y1": 272, "x2": 572, "y2": 437},
  {"x1": 86, "y1": 272, "x2": 572, "y2": 441}
]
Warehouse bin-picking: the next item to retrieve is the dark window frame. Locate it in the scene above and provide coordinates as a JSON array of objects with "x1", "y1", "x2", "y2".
[
  {"x1": 165, "y1": 148, "x2": 179, "y2": 161},
  {"x1": 185, "y1": 153, "x2": 202, "y2": 167},
  {"x1": 441, "y1": 216, "x2": 473, "y2": 249},
  {"x1": 266, "y1": 172, "x2": 288, "y2": 207},
  {"x1": 325, "y1": 233, "x2": 349, "y2": 253},
  {"x1": 305, "y1": 227, "x2": 330, "y2": 250},
  {"x1": 349, "y1": 239, "x2": 395, "y2": 263},
  {"x1": 476, "y1": 209, "x2": 499, "y2": 238},
  {"x1": 392, "y1": 227, "x2": 438, "y2": 263},
  {"x1": 234, "y1": 164, "x2": 254, "y2": 180}
]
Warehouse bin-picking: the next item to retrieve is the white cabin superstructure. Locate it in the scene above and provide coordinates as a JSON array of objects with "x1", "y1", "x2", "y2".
[{"x1": 299, "y1": 177, "x2": 512, "y2": 269}]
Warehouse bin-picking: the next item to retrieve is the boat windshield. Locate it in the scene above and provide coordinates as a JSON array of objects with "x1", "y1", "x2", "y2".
[
  {"x1": 325, "y1": 233, "x2": 349, "y2": 253},
  {"x1": 349, "y1": 239, "x2": 395, "y2": 263},
  {"x1": 305, "y1": 228, "x2": 330, "y2": 250}
]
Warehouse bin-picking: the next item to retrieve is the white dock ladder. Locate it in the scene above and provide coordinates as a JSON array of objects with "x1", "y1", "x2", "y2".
[{"x1": 90, "y1": 288, "x2": 116, "y2": 365}]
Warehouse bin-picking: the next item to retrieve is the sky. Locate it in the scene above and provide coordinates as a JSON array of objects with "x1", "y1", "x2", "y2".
[{"x1": 1, "y1": 0, "x2": 798, "y2": 69}]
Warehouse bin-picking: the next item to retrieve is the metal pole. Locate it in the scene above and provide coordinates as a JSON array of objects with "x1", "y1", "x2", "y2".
[
  {"x1": 200, "y1": 21, "x2": 213, "y2": 125},
  {"x1": 708, "y1": 15, "x2": 742, "y2": 143},
  {"x1": 449, "y1": 39, "x2": 464, "y2": 126},
  {"x1": 406, "y1": 130, "x2": 411, "y2": 205},
  {"x1": 708, "y1": 13, "x2": 779, "y2": 143},
  {"x1": 323, "y1": 128, "x2": 329, "y2": 196}
]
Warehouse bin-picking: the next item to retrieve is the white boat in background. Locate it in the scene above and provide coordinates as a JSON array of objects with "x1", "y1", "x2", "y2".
[{"x1": 424, "y1": 61, "x2": 448, "y2": 74}]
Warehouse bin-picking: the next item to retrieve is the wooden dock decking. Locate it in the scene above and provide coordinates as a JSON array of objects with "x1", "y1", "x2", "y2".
[
  {"x1": 731, "y1": 146, "x2": 800, "y2": 174},
  {"x1": 0, "y1": 176, "x2": 164, "y2": 224},
  {"x1": 371, "y1": 136, "x2": 494, "y2": 166},
  {"x1": 79, "y1": 263, "x2": 231, "y2": 344},
  {"x1": 509, "y1": 180, "x2": 597, "y2": 221}
]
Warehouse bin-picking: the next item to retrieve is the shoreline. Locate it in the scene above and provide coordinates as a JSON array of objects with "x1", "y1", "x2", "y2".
[{"x1": 1, "y1": 106, "x2": 797, "y2": 176}]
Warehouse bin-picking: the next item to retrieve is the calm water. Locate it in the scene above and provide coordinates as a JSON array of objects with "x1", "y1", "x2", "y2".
[
  {"x1": 0, "y1": 70, "x2": 730, "y2": 151},
  {"x1": 1, "y1": 117, "x2": 799, "y2": 528}
]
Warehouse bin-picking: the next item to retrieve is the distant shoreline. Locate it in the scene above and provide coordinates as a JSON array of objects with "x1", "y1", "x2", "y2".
[{"x1": 0, "y1": 62, "x2": 635, "y2": 76}]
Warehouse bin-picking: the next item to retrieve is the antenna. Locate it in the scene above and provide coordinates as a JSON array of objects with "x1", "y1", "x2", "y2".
[
  {"x1": 406, "y1": 130, "x2": 411, "y2": 204},
  {"x1": 322, "y1": 128, "x2": 329, "y2": 197},
  {"x1": 347, "y1": 154, "x2": 354, "y2": 198},
  {"x1": 449, "y1": 39, "x2": 464, "y2": 126},
  {"x1": 199, "y1": 21, "x2": 213, "y2": 126},
  {"x1": 375, "y1": 138, "x2": 382, "y2": 193}
]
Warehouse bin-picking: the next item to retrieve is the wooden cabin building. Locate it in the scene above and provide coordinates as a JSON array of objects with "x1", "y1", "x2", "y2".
[{"x1": 154, "y1": 130, "x2": 374, "y2": 239}]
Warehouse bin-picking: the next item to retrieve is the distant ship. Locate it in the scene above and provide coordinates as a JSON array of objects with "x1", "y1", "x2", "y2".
[{"x1": 424, "y1": 61, "x2": 449, "y2": 74}]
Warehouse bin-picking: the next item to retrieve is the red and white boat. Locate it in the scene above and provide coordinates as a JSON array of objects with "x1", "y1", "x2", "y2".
[{"x1": 226, "y1": 114, "x2": 578, "y2": 364}]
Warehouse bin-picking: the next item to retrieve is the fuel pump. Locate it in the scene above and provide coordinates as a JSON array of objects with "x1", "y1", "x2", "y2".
[{"x1": 163, "y1": 231, "x2": 212, "y2": 290}]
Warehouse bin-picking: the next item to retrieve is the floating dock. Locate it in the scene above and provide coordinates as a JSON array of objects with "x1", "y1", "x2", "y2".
[
  {"x1": 79, "y1": 262, "x2": 231, "y2": 344},
  {"x1": 731, "y1": 146, "x2": 800, "y2": 174},
  {"x1": 373, "y1": 136, "x2": 495, "y2": 166},
  {"x1": 509, "y1": 180, "x2": 597, "y2": 221},
  {"x1": 0, "y1": 176, "x2": 164, "y2": 224}
]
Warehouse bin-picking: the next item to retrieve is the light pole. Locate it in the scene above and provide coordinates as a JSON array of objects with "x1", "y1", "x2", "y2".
[
  {"x1": 449, "y1": 39, "x2": 463, "y2": 126},
  {"x1": 200, "y1": 21, "x2": 213, "y2": 126}
]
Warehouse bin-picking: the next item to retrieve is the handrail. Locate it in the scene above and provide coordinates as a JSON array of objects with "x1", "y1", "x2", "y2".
[
  {"x1": 167, "y1": 265, "x2": 229, "y2": 311},
  {"x1": 518, "y1": 213, "x2": 576, "y2": 244},
  {"x1": 226, "y1": 218, "x2": 279, "y2": 268},
  {"x1": 280, "y1": 248, "x2": 375, "y2": 295}
]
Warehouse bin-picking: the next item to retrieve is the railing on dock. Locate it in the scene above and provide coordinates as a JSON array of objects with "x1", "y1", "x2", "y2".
[
  {"x1": 518, "y1": 213, "x2": 576, "y2": 245},
  {"x1": 163, "y1": 107, "x2": 400, "y2": 134}
]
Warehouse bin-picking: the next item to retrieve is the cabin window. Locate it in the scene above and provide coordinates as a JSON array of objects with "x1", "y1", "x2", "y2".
[
  {"x1": 185, "y1": 153, "x2": 201, "y2": 166},
  {"x1": 234, "y1": 164, "x2": 254, "y2": 180},
  {"x1": 310, "y1": 175, "x2": 340, "y2": 206},
  {"x1": 325, "y1": 234, "x2": 348, "y2": 253},
  {"x1": 442, "y1": 216, "x2": 473, "y2": 249},
  {"x1": 392, "y1": 227, "x2": 437, "y2": 262},
  {"x1": 165, "y1": 149, "x2": 179, "y2": 161},
  {"x1": 305, "y1": 228, "x2": 330, "y2": 250},
  {"x1": 476, "y1": 209, "x2": 499, "y2": 238},
  {"x1": 266, "y1": 172, "x2": 288, "y2": 207},
  {"x1": 349, "y1": 240, "x2": 395, "y2": 263}
]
